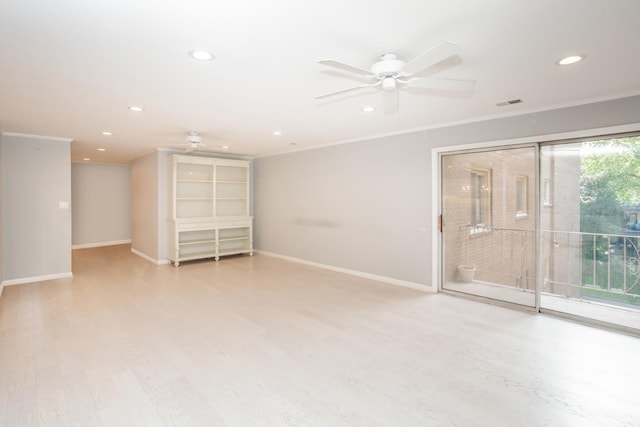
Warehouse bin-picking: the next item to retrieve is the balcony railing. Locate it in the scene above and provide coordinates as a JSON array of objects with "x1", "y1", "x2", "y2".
[
  {"x1": 542, "y1": 230, "x2": 640, "y2": 306},
  {"x1": 459, "y1": 225, "x2": 640, "y2": 307}
]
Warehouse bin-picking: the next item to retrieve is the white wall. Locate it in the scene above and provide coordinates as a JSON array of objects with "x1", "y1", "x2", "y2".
[
  {"x1": 131, "y1": 151, "x2": 160, "y2": 263},
  {"x1": 253, "y1": 95, "x2": 640, "y2": 288},
  {"x1": 0, "y1": 134, "x2": 4, "y2": 295},
  {"x1": 254, "y1": 134, "x2": 431, "y2": 284},
  {"x1": 1, "y1": 133, "x2": 72, "y2": 283},
  {"x1": 71, "y1": 162, "x2": 131, "y2": 248},
  {"x1": 157, "y1": 150, "x2": 168, "y2": 262}
]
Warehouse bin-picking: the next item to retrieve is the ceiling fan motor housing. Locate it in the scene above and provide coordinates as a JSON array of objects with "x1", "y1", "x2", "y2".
[
  {"x1": 187, "y1": 133, "x2": 202, "y2": 144},
  {"x1": 370, "y1": 53, "x2": 406, "y2": 77}
]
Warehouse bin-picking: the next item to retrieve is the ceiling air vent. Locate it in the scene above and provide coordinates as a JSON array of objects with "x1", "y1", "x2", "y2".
[{"x1": 496, "y1": 99, "x2": 523, "y2": 107}]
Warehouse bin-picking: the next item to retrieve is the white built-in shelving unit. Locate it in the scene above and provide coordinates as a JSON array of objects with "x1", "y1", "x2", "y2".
[{"x1": 168, "y1": 154, "x2": 252, "y2": 266}]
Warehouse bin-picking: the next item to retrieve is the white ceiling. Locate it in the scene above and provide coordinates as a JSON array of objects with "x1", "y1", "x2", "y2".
[{"x1": 1, "y1": 0, "x2": 639, "y2": 163}]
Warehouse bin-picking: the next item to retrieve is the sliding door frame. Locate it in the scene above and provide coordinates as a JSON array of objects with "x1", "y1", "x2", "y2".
[
  {"x1": 431, "y1": 123, "x2": 640, "y2": 315},
  {"x1": 437, "y1": 143, "x2": 539, "y2": 310}
]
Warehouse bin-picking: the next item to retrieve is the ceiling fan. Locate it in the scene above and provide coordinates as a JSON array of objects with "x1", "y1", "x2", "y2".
[
  {"x1": 315, "y1": 41, "x2": 475, "y2": 113},
  {"x1": 161, "y1": 131, "x2": 210, "y2": 153}
]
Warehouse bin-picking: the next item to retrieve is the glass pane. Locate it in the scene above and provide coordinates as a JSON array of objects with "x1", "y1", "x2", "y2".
[
  {"x1": 442, "y1": 147, "x2": 536, "y2": 307},
  {"x1": 540, "y1": 136, "x2": 640, "y2": 329}
]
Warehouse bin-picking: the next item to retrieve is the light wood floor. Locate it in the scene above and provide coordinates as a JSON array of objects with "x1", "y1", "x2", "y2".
[{"x1": 1, "y1": 245, "x2": 639, "y2": 426}]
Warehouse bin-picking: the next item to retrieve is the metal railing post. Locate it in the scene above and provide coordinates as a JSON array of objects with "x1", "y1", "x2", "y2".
[
  {"x1": 624, "y1": 236, "x2": 628, "y2": 293},
  {"x1": 607, "y1": 235, "x2": 611, "y2": 291}
]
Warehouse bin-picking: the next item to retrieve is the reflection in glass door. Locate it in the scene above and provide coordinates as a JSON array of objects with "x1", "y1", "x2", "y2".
[{"x1": 441, "y1": 147, "x2": 537, "y2": 307}]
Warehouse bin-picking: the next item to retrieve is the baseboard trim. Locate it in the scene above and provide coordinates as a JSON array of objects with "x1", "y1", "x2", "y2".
[
  {"x1": 256, "y1": 250, "x2": 432, "y2": 293},
  {"x1": 2, "y1": 272, "x2": 74, "y2": 286},
  {"x1": 131, "y1": 248, "x2": 171, "y2": 265},
  {"x1": 72, "y1": 239, "x2": 132, "y2": 250}
]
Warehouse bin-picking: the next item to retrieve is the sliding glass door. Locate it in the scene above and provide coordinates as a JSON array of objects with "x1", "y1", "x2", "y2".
[
  {"x1": 440, "y1": 134, "x2": 640, "y2": 331},
  {"x1": 539, "y1": 136, "x2": 640, "y2": 329},
  {"x1": 441, "y1": 146, "x2": 537, "y2": 307}
]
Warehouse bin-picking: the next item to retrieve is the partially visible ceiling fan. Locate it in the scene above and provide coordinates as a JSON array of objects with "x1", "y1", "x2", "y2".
[
  {"x1": 161, "y1": 131, "x2": 209, "y2": 153},
  {"x1": 315, "y1": 41, "x2": 475, "y2": 113}
]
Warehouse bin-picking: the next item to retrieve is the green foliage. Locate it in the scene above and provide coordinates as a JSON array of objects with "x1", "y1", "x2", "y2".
[
  {"x1": 580, "y1": 136, "x2": 640, "y2": 234},
  {"x1": 579, "y1": 136, "x2": 640, "y2": 298},
  {"x1": 581, "y1": 137, "x2": 640, "y2": 206},
  {"x1": 580, "y1": 174, "x2": 625, "y2": 233}
]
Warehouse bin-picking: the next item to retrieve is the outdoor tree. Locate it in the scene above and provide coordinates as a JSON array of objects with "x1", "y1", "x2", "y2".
[
  {"x1": 580, "y1": 136, "x2": 640, "y2": 234},
  {"x1": 580, "y1": 136, "x2": 640, "y2": 298}
]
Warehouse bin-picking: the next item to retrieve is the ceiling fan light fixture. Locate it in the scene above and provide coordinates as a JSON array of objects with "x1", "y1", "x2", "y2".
[
  {"x1": 128, "y1": 105, "x2": 144, "y2": 112},
  {"x1": 382, "y1": 77, "x2": 397, "y2": 91},
  {"x1": 189, "y1": 50, "x2": 214, "y2": 61},
  {"x1": 557, "y1": 55, "x2": 584, "y2": 65}
]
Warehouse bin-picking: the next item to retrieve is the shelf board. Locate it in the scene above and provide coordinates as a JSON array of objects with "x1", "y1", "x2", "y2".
[
  {"x1": 216, "y1": 197, "x2": 246, "y2": 201},
  {"x1": 179, "y1": 240, "x2": 216, "y2": 246},
  {"x1": 176, "y1": 197, "x2": 214, "y2": 201},
  {"x1": 217, "y1": 180, "x2": 247, "y2": 184},
  {"x1": 177, "y1": 179, "x2": 214, "y2": 183},
  {"x1": 218, "y1": 249, "x2": 251, "y2": 255},
  {"x1": 218, "y1": 237, "x2": 249, "y2": 242},
  {"x1": 178, "y1": 252, "x2": 217, "y2": 260}
]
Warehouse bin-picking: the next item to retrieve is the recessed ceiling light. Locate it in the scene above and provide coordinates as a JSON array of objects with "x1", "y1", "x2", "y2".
[
  {"x1": 189, "y1": 50, "x2": 214, "y2": 61},
  {"x1": 128, "y1": 105, "x2": 144, "y2": 112},
  {"x1": 361, "y1": 106, "x2": 375, "y2": 113},
  {"x1": 273, "y1": 131, "x2": 282, "y2": 136},
  {"x1": 83, "y1": 158, "x2": 91, "y2": 161},
  {"x1": 101, "y1": 131, "x2": 112, "y2": 136},
  {"x1": 557, "y1": 55, "x2": 584, "y2": 66},
  {"x1": 221, "y1": 145, "x2": 229, "y2": 150},
  {"x1": 97, "y1": 148, "x2": 106, "y2": 152}
]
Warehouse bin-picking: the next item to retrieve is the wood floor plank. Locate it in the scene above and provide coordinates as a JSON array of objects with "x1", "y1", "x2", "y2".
[{"x1": 0, "y1": 244, "x2": 639, "y2": 426}]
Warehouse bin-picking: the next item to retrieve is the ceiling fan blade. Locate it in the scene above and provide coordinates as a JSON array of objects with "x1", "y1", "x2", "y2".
[
  {"x1": 383, "y1": 89, "x2": 399, "y2": 116},
  {"x1": 404, "y1": 76, "x2": 476, "y2": 91},
  {"x1": 318, "y1": 59, "x2": 375, "y2": 78},
  {"x1": 402, "y1": 41, "x2": 460, "y2": 75},
  {"x1": 315, "y1": 81, "x2": 381, "y2": 99}
]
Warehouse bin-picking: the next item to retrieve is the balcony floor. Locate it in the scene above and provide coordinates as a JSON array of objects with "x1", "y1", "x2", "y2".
[{"x1": 445, "y1": 281, "x2": 640, "y2": 332}]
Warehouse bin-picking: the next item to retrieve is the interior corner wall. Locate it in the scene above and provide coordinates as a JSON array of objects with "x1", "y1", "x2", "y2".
[
  {"x1": 131, "y1": 151, "x2": 159, "y2": 262},
  {"x1": 156, "y1": 150, "x2": 168, "y2": 262},
  {"x1": 253, "y1": 95, "x2": 640, "y2": 287},
  {"x1": 71, "y1": 162, "x2": 131, "y2": 247},
  {"x1": 1, "y1": 133, "x2": 72, "y2": 282}
]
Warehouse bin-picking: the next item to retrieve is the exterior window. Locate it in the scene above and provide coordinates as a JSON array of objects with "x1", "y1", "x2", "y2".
[
  {"x1": 516, "y1": 175, "x2": 528, "y2": 219},
  {"x1": 470, "y1": 169, "x2": 491, "y2": 231}
]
